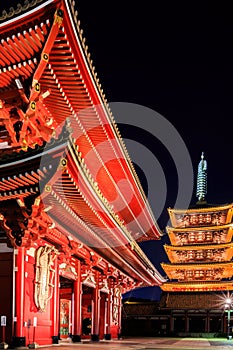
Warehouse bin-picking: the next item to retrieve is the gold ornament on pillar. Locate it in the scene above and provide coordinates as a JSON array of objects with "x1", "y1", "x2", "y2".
[
  {"x1": 112, "y1": 286, "x2": 121, "y2": 323},
  {"x1": 34, "y1": 245, "x2": 58, "y2": 312}
]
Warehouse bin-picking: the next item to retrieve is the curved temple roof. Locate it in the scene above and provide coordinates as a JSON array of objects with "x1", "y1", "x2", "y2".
[{"x1": 0, "y1": 0, "x2": 165, "y2": 285}]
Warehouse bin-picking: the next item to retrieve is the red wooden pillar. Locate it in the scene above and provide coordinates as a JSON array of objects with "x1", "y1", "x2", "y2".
[
  {"x1": 91, "y1": 271, "x2": 100, "y2": 341},
  {"x1": 14, "y1": 247, "x2": 26, "y2": 347},
  {"x1": 72, "y1": 260, "x2": 82, "y2": 342},
  {"x1": 117, "y1": 292, "x2": 122, "y2": 339},
  {"x1": 104, "y1": 289, "x2": 112, "y2": 340},
  {"x1": 52, "y1": 256, "x2": 59, "y2": 344}
]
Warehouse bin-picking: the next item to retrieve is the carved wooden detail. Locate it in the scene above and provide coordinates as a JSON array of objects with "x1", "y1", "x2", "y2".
[
  {"x1": 112, "y1": 286, "x2": 121, "y2": 323},
  {"x1": 59, "y1": 260, "x2": 77, "y2": 280},
  {"x1": 173, "y1": 229, "x2": 228, "y2": 245},
  {"x1": 0, "y1": 198, "x2": 32, "y2": 247},
  {"x1": 174, "y1": 210, "x2": 228, "y2": 228},
  {"x1": 174, "y1": 267, "x2": 224, "y2": 282},
  {"x1": 169, "y1": 247, "x2": 227, "y2": 263},
  {"x1": 34, "y1": 245, "x2": 58, "y2": 312}
]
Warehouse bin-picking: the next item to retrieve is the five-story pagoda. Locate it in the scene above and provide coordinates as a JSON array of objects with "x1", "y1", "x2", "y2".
[{"x1": 160, "y1": 153, "x2": 233, "y2": 335}]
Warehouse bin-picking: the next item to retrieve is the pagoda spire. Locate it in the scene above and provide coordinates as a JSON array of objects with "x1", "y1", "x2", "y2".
[{"x1": 196, "y1": 152, "x2": 207, "y2": 202}]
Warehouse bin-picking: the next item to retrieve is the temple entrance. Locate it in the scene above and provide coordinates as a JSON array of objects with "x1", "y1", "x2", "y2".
[
  {"x1": 189, "y1": 316, "x2": 205, "y2": 333},
  {"x1": 58, "y1": 275, "x2": 110, "y2": 340},
  {"x1": 174, "y1": 316, "x2": 185, "y2": 332},
  {"x1": 59, "y1": 276, "x2": 73, "y2": 340},
  {"x1": 210, "y1": 316, "x2": 222, "y2": 333}
]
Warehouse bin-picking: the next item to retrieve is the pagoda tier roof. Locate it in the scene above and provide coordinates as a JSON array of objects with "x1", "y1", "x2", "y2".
[
  {"x1": 164, "y1": 243, "x2": 233, "y2": 263},
  {"x1": 168, "y1": 203, "x2": 233, "y2": 228},
  {"x1": 168, "y1": 203, "x2": 233, "y2": 214},
  {"x1": 0, "y1": 0, "x2": 162, "y2": 244},
  {"x1": 161, "y1": 280, "x2": 233, "y2": 292},
  {"x1": 167, "y1": 223, "x2": 233, "y2": 233},
  {"x1": 168, "y1": 204, "x2": 233, "y2": 228},
  {"x1": 162, "y1": 261, "x2": 233, "y2": 280},
  {"x1": 167, "y1": 224, "x2": 233, "y2": 246},
  {"x1": 162, "y1": 261, "x2": 233, "y2": 269},
  {"x1": 164, "y1": 242, "x2": 233, "y2": 251}
]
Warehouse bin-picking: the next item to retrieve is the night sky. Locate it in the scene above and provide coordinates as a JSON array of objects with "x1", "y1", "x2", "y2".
[
  {"x1": 75, "y1": 1, "x2": 233, "y2": 300},
  {"x1": 1, "y1": 1, "x2": 233, "y2": 300},
  {"x1": 76, "y1": 0, "x2": 233, "y2": 203}
]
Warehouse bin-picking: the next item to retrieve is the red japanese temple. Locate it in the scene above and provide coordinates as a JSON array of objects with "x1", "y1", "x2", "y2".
[{"x1": 0, "y1": 0, "x2": 166, "y2": 347}]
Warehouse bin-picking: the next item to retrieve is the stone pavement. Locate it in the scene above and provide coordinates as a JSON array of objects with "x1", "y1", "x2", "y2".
[{"x1": 24, "y1": 337, "x2": 233, "y2": 350}]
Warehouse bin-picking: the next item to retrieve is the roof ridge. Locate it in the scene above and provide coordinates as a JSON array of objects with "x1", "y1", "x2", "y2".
[{"x1": 0, "y1": 0, "x2": 45, "y2": 21}]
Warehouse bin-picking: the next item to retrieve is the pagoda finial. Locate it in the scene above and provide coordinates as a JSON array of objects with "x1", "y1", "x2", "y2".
[{"x1": 196, "y1": 152, "x2": 207, "y2": 202}]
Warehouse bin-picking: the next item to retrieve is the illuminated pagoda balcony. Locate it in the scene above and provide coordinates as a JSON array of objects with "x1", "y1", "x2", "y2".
[
  {"x1": 168, "y1": 203, "x2": 233, "y2": 229},
  {"x1": 161, "y1": 262, "x2": 233, "y2": 281},
  {"x1": 167, "y1": 224, "x2": 233, "y2": 246},
  {"x1": 161, "y1": 280, "x2": 233, "y2": 292},
  {"x1": 164, "y1": 243, "x2": 233, "y2": 263}
]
